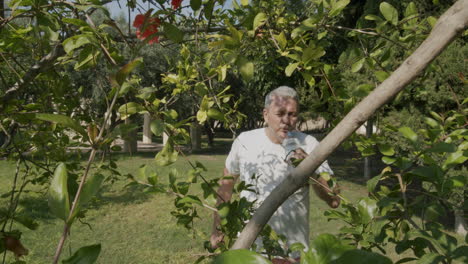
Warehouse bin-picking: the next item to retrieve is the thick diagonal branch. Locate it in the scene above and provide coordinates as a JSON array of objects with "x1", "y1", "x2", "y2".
[{"x1": 232, "y1": 0, "x2": 468, "y2": 250}]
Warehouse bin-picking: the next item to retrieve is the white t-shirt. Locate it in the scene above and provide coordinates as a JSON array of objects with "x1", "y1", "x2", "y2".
[{"x1": 225, "y1": 128, "x2": 333, "y2": 252}]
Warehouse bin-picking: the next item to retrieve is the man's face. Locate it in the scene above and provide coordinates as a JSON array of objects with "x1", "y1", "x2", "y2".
[{"x1": 263, "y1": 96, "x2": 299, "y2": 143}]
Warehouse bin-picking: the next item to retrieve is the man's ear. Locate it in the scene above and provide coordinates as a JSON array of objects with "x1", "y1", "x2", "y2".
[{"x1": 263, "y1": 108, "x2": 268, "y2": 123}]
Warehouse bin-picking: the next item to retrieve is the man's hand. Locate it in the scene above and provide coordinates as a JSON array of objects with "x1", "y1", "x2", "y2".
[
  {"x1": 315, "y1": 177, "x2": 341, "y2": 208},
  {"x1": 292, "y1": 148, "x2": 341, "y2": 208},
  {"x1": 210, "y1": 228, "x2": 224, "y2": 249}
]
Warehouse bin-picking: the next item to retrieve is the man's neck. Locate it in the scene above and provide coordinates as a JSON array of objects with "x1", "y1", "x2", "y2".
[{"x1": 264, "y1": 127, "x2": 283, "y2": 144}]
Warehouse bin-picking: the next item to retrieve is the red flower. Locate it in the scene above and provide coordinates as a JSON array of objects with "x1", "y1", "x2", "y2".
[
  {"x1": 171, "y1": 0, "x2": 183, "y2": 9},
  {"x1": 133, "y1": 15, "x2": 161, "y2": 44},
  {"x1": 133, "y1": 14, "x2": 145, "y2": 28}
]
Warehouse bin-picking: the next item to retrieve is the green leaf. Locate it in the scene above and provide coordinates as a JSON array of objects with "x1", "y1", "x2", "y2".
[
  {"x1": 352, "y1": 84, "x2": 373, "y2": 98},
  {"x1": 207, "y1": 108, "x2": 225, "y2": 121},
  {"x1": 136, "y1": 164, "x2": 148, "y2": 182},
  {"x1": 274, "y1": 32, "x2": 287, "y2": 49},
  {"x1": 237, "y1": 57, "x2": 254, "y2": 82},
  {"x1": 285, "y1": 62, "x2": 299, "y2": 77},
  {"x1": 378, "y1": 144, "x2": 395, "y2": 156},
  {"x1": 365, "y1": 15, "x2": 382, "y2": 21},
  {"x1": 70, "y1": 173, "x2": 104, "y2": 223},
  {"x1": 62, "y1": 244, "x2": 101, "y2": 264},
  {"x1": 382, "y1": 156, "x2": 396, "y2": 165},
  {"x1": 204, "y1": 0, "x2": 215, "y2": 19},
  {"x1": 177, "y1": 195, "x2": 203, "y2": 206},
  {"x1": 329, "y1": 0, "x2": 350, "y2": 17},
  {"x1": 452, "y1": 246, "x2": 468, "y2": 262},
  {"x1": 405, "y1": 2, "x2": 418, "y2": 17},
  {"x1": 443, "y1": 150, "x2": 468, "y2": 168},
  {"x1": 155, "y1": 141, "x2": 178, "y2": 166},
  {"x1": 302, "y1": 46, "x2": 325, "y2": 63},
  {"x1": 62, "y1": 35, "x2": 91, "y2": 54},
  {"x1": 213, "y1": 249, "x2": 271, "y2": 264},
  {"x1": 36, "y1": 113, "x2": 87, "y2": 138},
  {"x1": 408, "y1": 166, "x2": 442, "y2": 182},
  {"x1": 12, "y1": 214, "x2": 38, "y2": 230},
  {"x1": 240, "y1": 0, "x2": 249, "y2": 6},
  {"x1": 330, "y1": 249, "x2": 392, "y2": 264},
  {"x1": 118, "y1": 102, "x2": 144, "y2": 119},
  {"x1": 427, "y1": 16, "x2": 437, "y2": 28},
  {"x1": 357, "y1": 197, "x2": 378, "y2": 223},
  {"x1": 307, "y1": 234, "x2": 353, "y2": 263},
  {"x1": 367, "y1": 175, "x2": 381, "y2": 193},
  {"x1": 197, "y1": 110, "x2": 207, "y2": 123},
  {"x1": 62, "y1": 18, "x2": 89, "y2": 27},
  {"x1": 424, "y1": 117, "x2": 439, "y2": 128},
  {"x1": 427, "y1": 142, "x2": 457, "y2": 153},
  {"x1": 375, "y1": 71, "x2": 389, "y2": 82},
  {"x1": 48, "y1": 163, "x2": 70, "y2": 221},
  {"x1": 163, "y1": 23, "x2": 184, "y2": 43},
  {"x1": 301, "y1": 72, "x2": 316, "y2": 87},
  {"x1": 253, "y1": 12, "x2": 267, "y2": 30},
  {"x1": 425, "y1": 203, "x2": 445, "y2": 222},
  {"x1": 190, "y1": 0, "x2": 201, "y2": 11},
  {"x1": 414, "y1": 252, "x2": 444, "y2": 264},
  {"x1": 399, "y1": 126, "x2": 418, "y2": 143},
  {"x1": 450, "y1": 175, "x2": 466, "y2": 187},
  {"x1": 116, "y1": 58, "x2": 143, "y2": 86},
  {"x1": 380, "y1": 2, "x2": 398, "y2": 26},
  {"x1": 351, "y1": 58, "x2": 365, "y2": 72},
  {"x1": 150, "y1": 119, "x2": 165, "y2": 136}
]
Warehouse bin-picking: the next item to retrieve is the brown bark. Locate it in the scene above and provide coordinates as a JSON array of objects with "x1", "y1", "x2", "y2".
[{"x1": 232, "y1": 0, "x2": 468, "y2": 250}]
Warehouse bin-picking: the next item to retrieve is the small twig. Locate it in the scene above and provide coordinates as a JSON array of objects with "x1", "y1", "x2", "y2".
[
  {"x1": 319, "y1": 68, "x2": 336, "y2": 97},
  {"x1": 268, "y1": 29, "x2": 282, "y2": 51},
  {"x1": 323, "y1": 24, "x2": 406, "y2": 49},
  {"x1": 308, "y1": 176, "x2": 348, "y2": 203}
]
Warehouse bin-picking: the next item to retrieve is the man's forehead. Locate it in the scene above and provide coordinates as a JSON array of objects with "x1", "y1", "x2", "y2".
[{"x1": 269, "y1": 95, "x2": 297, "y2": 107}]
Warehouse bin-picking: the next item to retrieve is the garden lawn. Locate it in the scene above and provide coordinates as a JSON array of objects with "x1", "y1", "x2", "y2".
[{"x1": 0, "y1": 141, "x2": 399, "y2": 264}]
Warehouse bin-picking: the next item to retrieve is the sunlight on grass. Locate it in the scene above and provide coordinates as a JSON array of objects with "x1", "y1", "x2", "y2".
[{"x1": 0, "y1": 142, "x2": 434, "y2": 264}]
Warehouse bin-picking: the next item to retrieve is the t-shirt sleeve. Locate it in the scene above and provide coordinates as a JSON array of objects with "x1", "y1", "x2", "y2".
[
  {"x1": 225, "y1": 137, "x2": 241, "y2": 175},
  {"x1": 304, "y1": 135, "x2": 334, "y2": 176}
]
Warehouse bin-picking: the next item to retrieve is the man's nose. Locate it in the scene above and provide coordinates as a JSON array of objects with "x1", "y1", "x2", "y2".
[{"x1": 281, "y1": 115, "x2": 291, "y2": 124}]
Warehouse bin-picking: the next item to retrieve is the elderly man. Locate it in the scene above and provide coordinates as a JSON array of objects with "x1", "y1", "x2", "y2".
[{"x1": 211, "y1": 86, "x2": 340, "y2": 259}]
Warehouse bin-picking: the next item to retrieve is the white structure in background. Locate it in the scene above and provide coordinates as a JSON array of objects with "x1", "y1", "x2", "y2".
[
  {"x1": 142, "y1": 113, "x2": 152, "y2": 143},
  {"x1": 1, "y1": 0, "x2": 11, "y2": 17},
  {"x1": 356, "y1": 121, "x2": 380, "y2": 135}
]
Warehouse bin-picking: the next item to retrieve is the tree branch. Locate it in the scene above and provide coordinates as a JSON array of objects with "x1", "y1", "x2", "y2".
[
  {"x1": 232, "y1": 0, "x2": 468, "y2": 250},
  {"x1": 2, "y1": 44, "x2": 64, "y2": 105}
]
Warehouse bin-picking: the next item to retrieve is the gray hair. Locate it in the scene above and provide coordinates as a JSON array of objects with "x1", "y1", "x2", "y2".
[{"x1": 264, "y1": 86, "x2": 299, "y2": 108}]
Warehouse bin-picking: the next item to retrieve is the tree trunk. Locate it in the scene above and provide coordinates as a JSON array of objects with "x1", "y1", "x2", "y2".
[
  {"x1": 142, "y1": 113, "x2": 152, "y2": 144},
  {"x1": 232, "y1": 0, "x2": 468, "y2": 250},
  {"x1": 204, "y1": 121, "x2": 214, "y2": 147},
  {"x1": 190, "y1": 122, "x2": 202, "y2": 151},
  {"x1": 1, "y1": 0, "x2": 5, "y2": 19},
  {"x1": 454, "y1": 210, "x2": 467, "y2": 235},
  {"x1": 123, "y1": 118, "x2": 137, "y2": 154}
]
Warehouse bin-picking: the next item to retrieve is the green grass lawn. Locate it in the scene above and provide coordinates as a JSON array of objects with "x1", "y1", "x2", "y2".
[{"x1": 0, "y1": 139, "x2": 419, "y2": 264}]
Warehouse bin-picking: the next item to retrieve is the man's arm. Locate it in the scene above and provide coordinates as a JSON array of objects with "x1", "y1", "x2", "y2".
[
  {"x1": 293, "y1": 148, "x2": 340, "y2": 208},
  {"x1": 210, "y1": 168, "x2": 239, "y2": 248},
  {"x1": 311, "y1": 176, "x2": 340, "y2": 208}
]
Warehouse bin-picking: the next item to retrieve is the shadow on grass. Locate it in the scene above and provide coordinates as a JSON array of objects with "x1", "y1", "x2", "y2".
[
  {"x1": 94, "y1": 183, "x2": 153, "y2": 207},
  {"x1": 325, "y1": 147, "x2": 386, "y2": 186},
  {"x1": 18, "y1": 195, "x2": 55, "y2": 220}
]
